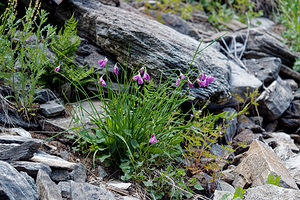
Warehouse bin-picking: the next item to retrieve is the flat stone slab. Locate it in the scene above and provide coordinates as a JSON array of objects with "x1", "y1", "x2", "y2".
[{"x1": 30, "y1": 151, "x2": 77, "y2": 170}]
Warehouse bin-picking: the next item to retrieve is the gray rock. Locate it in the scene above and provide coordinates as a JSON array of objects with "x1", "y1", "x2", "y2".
[
  {"x1": 34, "y1": 89, "x2": 58, "y2": 104},
  {"x1": 36, "y1": 170, "x2": 63, "y2": 200},
  {"x1": 11, "y1": 161, "x2": 52, "y2": 179},
  {"x1": 237, "y1": 115, "x2": 261, "y2": 133},
  {"x1": 47, "y1": 0, "x2": 235, "y2": 105},
  {"x1": 98, "y1": 165, "x2": 108, "y2": 180},
  {"x1": 244, "y1": 184, "x2": 300, "y2": 200},
  {"x1": 285, "y1": 154, "x2": 300, "y2": 186},
  {"x1": 264, "y1": 132, "x2": 299, "y2": 161},
  {"x1": 58, "y1": 181, "x2": 71, "y2": 198},
  {"x1": 265, "y1": 120, "x2": 278, "y2": 132},
  {"x1": 229, "y1": 59, "x2": 262, "y2": 97},
  {"x1": 280, "y1": 64, "x2": 300, "y2": 83},
  {"x1": 0, "y1": 135, "x2": 41, "y2": 162},
  {"x1": 243, "y1": 57, "x2": 281, "y2": 84},
  {"x1": 233, "y1": 140, "x2": 298, "y2": 189},
  {"x1": 242, "y1": 28, "x2": 298, "y2": 67},
  {"x1": 5, "y1": 127, "x2": 32, "y2": 138},
  {"x1": 20, "y1": 171, "x2": 37, "y2": 193},
  {"x1": 283, "y1": 79, "x2": 298, "y2": 91},
  {"x1": 256, "y1": 78, "x2": 294, "y2": 121},
  {"x1": 51, "y1": 163, "x2": 86, "y2": 182},
  {"x1": 213, "y1": 190, "x2": 233, "y2": 200},
  {"x1": 223, "y1": 107, "x2": 237, "y2": 144},
  {"x1": 250, "y1": 17, "x2": 275, "y2": 29},
  {"x1": 0, "y1": 160, "x2": 38, "y2": 200},
  {"x1": 30, "y1": 151, "x2": 77, "y2": 170},
  {"x1": 39, "y1": 100, "x2": 65, "y2": 118},
  {"x1": 278, "y1": 99, "x2": 300, "y2": 133},
  {"x1": 233, "y1": 129, "x2": 258, "y2": 146},
  {"x1": 215, "y1": 180, "x2": 235, "y2": 194},
  {"x1": 70, "y1": 181, "x2": 116, "y2": 200}
]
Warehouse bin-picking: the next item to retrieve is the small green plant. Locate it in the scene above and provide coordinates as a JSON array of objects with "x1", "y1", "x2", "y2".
[
  {"x1": 267, "y1": 173, "x2": 281, "y2": 186},
  {"x1": 0, "y1": 0, "x2": 56, "y2": 116},
  {"x1": 232, "y1": 186, "x2": 246, "y2": 200}
]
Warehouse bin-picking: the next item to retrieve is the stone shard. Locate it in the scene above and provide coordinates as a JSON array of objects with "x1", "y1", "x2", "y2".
[
  {"x1": 243, "y1": 57, "x2": 281, "y2": 84},
  {"x1": 40, "y1": 0, "x2": 234, "y2": 105},
  {"x1": 0, "y1": 161, "x2": 38, "y2": 200},
  {"x1": 284, "y1": 154, "x2": 300, "y2": 186},
  {"x1": 0, "y1": 135, "x2": 41, "y2": 162},
  {"x1": 256, "y1": 78, "x2": 294, "y2": 121},
  {"x1": 233, "y1": 140, "x2": 298, "y2": 190},
  {"x1": 70, "y1": 181, "x2": 116, "y2": 200},
  {"x1": 36, "y1": 169, "x2": 63, "y2": 200},
  {"x1": 229, "y1": 59, "x2": 262, "y2": 97},
  {"x1": 34, "y1": 89, "x2": 58, "y2": 104},
  {"x1": 30, "y1": 151, "x2": 77, "y2": 170},
  {"x1": 244, "y1": 184, "x2": 300, "y2": 200},
  {"x1": 39, "y1": 100, "x2": 65, "y2": 118},
  {"x1": 11, "y1": 161, "x2": 52, "y2": 179}
]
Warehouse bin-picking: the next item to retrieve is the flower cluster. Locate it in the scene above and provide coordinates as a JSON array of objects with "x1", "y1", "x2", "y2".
[
  {"x1": 196, "y1": 74, "x2": 214, "y2": 87},
  {"x1": 175, "y1": 72, "x2": 214, "y2": 89},
  {"x1": 149, "y1": 134, "x2": 157, "y2": 144},
  {"x1": 133, "y1": 67, "x2": 151, "y2": 85},
  {"x1": 97, "y1": 58, "x2": 120, "y2": 86}
]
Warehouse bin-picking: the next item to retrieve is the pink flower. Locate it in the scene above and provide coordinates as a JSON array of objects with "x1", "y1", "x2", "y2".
[
  {"x1": 98, "y1": 57, "x2": 108, "y2": 68},
  {"x1": 54, "y1": 65, "x2": 60, "y2": 72},
  {"x1": 133, "y1": 73, "x2": 144, "y2": 85},
  {"x1": 142, "y1": 70, "x2": 150, "y2": 81},
  {"x1": 188, "y1": 79, "x2": 193, "y2": 89},
  {"x1": 140, "y1": 67, "x2": 144, "y2": 75},
  {"x1": 205, "y1": 76, "x2": 214, "y2": 84},
  {"x1": 175, "y1": 78, "x2": 181, "y2": 86},
  {"x1": 149, "y1": 134, "x2": 157, "y2": 144},
  {"x1": 113, "y1": 64, "x2": 119, "y2": 75},
  {"x1": 13, "y1": 66, "x2": 17, "y2": 70},
  {"x1": 199, "y1": 73, "x2": 206, "y2": 81},
  {"x1": 180, "y1": 72, "x2": 185, "y2": 80},
  {"x1": 98, "y1": 76, "x2": 106, "y2": 86}
]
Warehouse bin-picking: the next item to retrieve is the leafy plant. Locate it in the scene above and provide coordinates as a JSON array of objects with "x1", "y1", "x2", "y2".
[
  {"x1": 232, "y1": 186, "x2": 246, "y2": 200},
  {"x1": 267, "y1": 173, "x2": 281, "y2": 186},
  {"x1": 0, "y1": 0, "x2": 56, "y2": 116}
]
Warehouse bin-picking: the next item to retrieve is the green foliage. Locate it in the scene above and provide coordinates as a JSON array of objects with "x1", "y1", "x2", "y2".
[
  {"x1": 232, "y1": 186, "x2": 246, "y2": 200},
  {"x1": 267, "y1": 173, "x2": 281, "y2": 186},
  {"x1": 0, "y1": 0, "x2": 56, "y2": 116},
  {"x1": 144, "y1": 0, "x2": 262, "y2": 30},
  {"x1": 278, "y1": 0, "x2": 300, "y2": 71}
]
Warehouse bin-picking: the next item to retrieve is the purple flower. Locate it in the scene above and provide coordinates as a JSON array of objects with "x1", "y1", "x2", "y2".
[
  {"x1": 180, "y1": 72, "x2": 185, "y2": 80},
  {"x1": 190, "y1": 114, "x2": 193, "y2": 117},
  {"x1": 98, "y1": 57, "x2": 108, "y2": 68},
  {"x1": 142, "y1": 70, "x2": 150, "y2": 81},
  {"x1": 140, "y1": 67, "x2": 144, "y2": 75},
  {"x1": 175, "y1": 78, "x2": 181, "y2": 86},
  {"x1": 188, "y1": 79, "x2": 193, "y2": 89},
  {"x1": 199, "y1": 73, "x2": 206, "y2": 81},
  {"x1": 54, "y1": 65, "x2": 60, "y2": 72},
  {"x1": 149, "y1": 134, "x2": 157, "y2": 144},
  {"x1": 113, "y1": 64, "x2": 119, "y2": 75},
  {"x1": 133, "y1": 73, "x2": 144, "y2": 85},
  {"x1": 13, "y1": 66, "x2": 17, "y2": 70},
  {"x1": 197, "y1": 78, "x2": 206, "y2": 87},
  {"x1": 98, "y1": 76, "x2": 106, "y2": 86},
  {"x1": 205, "y1": 76, "x2": 214, "y2": 84}
]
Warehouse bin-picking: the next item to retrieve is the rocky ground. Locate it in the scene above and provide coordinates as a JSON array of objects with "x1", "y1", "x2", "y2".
[{"x1": 1, "y1": 0, "x2": 300, "y2": 199}]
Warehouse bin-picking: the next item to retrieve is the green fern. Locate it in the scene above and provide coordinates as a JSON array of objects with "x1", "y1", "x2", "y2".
[{"x1": 51, "y1": 13, "x2": 80, "y2": 62}]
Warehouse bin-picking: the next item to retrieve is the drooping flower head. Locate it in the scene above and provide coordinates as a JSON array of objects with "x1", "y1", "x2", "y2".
[
  {"x1": 180, "y1": 72, "x2": 185, "y2": 80},
  {"x1": 113, "y1": 64, "x2": 119, "y2": 75},
  {"x1": 188, "y1": 78, "x2": 193, "y2": 89},
  {"x1": 175, "y1": 78, "x2": 181, "y2": 86},
  {"x1": 98, "y1": 76, "x2": 106, "y2": 86},
  {"x1": 98, "y1": 57, "x2": 108, "y2": 69},
  {"x1": 140, "y1": 67, "x2": 144, "y2": 75},
  {"x1": 149, "y1": 134, "x2": 157, "y2": 144},
  {"x1": 205, "y1": 76, "x2": 214, "y2": 85},
  {"x1": 54, "y1": 65, "x2": 60, "y2": 72},
  {"x1": 133, "y1": 73, "x2": 144, "y2": 85},
  {"x1": 142, "y1": 69, "x2": 150, "y2": 81}
]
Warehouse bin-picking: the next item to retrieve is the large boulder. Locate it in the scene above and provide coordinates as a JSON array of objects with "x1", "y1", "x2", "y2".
[{"x1": 23, "y1": 0, "x2": 241, "y2": 105}]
